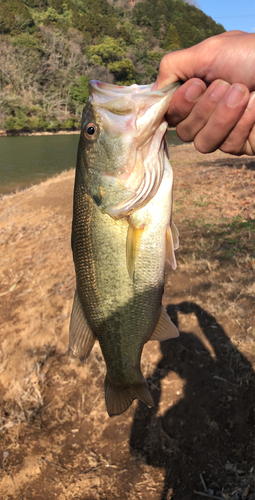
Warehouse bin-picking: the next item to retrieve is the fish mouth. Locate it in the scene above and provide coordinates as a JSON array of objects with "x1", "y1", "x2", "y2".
[
  {"x1": 105, "y1": 121, "x2": 168, "y2": 218},
  {"x1": 89, "y1": 79, "x2": 179, "y2": 95},
  {"x1": 89, "y1": 80, "x2": 180, "y2": 218}
]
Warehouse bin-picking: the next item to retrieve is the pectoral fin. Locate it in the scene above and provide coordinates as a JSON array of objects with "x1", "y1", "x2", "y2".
[
  {"x1": 69, "y1": 289, "x2": 96, "y2": 363},
  {"x1": 171, "y1": 221, "x2": 179, "y2": 250},
  {"x1": 126, "y1": 222, "x2": 144, "y2": 280},
  {"x1": 149, "y1": 306, "x2": 179, "y2": 341},
  {"x1": 166, "y1": 223, "x2": 177, "y2": 270}
]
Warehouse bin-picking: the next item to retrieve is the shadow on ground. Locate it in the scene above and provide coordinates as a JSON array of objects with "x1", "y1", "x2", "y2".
[
  {"x1": 201, "y1": 157, "x2": 255, "y2": 171},
  {"x1": 130, "y1": 302, "x2": 255, "y2": 500}
]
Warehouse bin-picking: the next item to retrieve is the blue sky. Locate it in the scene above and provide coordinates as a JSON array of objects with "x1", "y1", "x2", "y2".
[{"x1": 196, "y1": 0, "x2": 255, "y2": 33}]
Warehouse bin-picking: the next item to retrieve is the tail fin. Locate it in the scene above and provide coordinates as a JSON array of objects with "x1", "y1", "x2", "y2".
[{"x1": 105, "y1": 375, "x2": 154, "y2": 417}]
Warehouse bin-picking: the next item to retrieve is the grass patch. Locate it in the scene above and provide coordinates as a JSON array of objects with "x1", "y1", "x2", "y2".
[
  {"x1": 179, "y1": 217, "x2": 255, "y2": 264},
  {"x1": 194, "y1": 195, "x2": 209, "y2": 207}
]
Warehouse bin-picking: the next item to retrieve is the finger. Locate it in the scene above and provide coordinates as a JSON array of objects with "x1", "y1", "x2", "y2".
[
  {"x1": 176, "y1": 80, "x2": 230, "y2": 142},
  {"x1": 246, "y1": 122, "x2": 255, "y2": 156},
  {"x1": 156, "y1": 49, "x2": 197, "y2": 89},
  {"x1": 220, "y1": 91, "x2": 255, "y2": 155},
  {"x1": 166, "y1": 79, "x2": 206, "y2": 126},
  {"x1": 193, "y1": 83, "x2": 250, "y2": 153}
]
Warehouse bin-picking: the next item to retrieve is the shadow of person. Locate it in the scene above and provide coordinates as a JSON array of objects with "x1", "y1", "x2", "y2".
[
  {"x1": 200, "y1": 156, "x2": 255, "y2": 171},
  {"x1": 130, "y1": 302, "x2": 255, "y2": 500}
]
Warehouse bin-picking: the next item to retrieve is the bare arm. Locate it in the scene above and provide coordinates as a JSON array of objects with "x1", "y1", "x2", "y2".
[{"x1": 155, "y1": 31, "x2": 255, "y2": 156}]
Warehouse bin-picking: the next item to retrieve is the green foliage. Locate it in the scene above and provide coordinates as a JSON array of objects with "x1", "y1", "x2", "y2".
[
  {"x1": 108, "y1": 58, "x2": 135, "y2": 85},
  {"x1": 3, "y1": 102, "x2": 44, "y2": 131},
  {"x1": 32, "y1": 5, "x2": 73, "y2": 27},
  {"x1": 49, "y1": 0, "x2": 78, "y2": 16},
  {"x1": 0, "y1": 3, "x2": 18, "y2": 34},
  {"x1": 11, "y1": 33, "x2": 43, "y2": 52},
  {"x1": 5, "y1": 107, "x2": 29, "y2": 130},
  {"x1": 49, "y1": 0, "x2": 64, "y2": 14},
  {"x1": 135, "y1": 63, "x2": 157, "y2": 85},
  {"x1": 84, "y1": 0, "x2": 114, "y2": 17},
  {"x1": 132, "y1": 29, "x2": 144, "y2": 47},
  {"x1": 163, "y1": 24, "x2": 181, "y2": 50},
  {"x1": 61, "y1": 117, "x2": 75, "y2": 129},
  {"x1": 88, "y1": 37, "x2": 126, "y2": 66},
  {"x1": 68, "y1": 76, "x2": 90, "y2": 106},
  {"x1": 87, "y1": 37, "x2": 135, "y2": 85},
  {"x1": 147, "y1": 51, "x2": 163, "y2": 63},
  {"x1": 118, "y1": 25, "x2": 131, "y2": 43},
  {"x1": 2, "y1": 100, "x2": 79, "y2": 131},
  {"x1": 23, "y1": 0, "x2": 49, "y2": 7},
  {"x1": 0, "y1": 0, "x2": 34, "y2": 32}
]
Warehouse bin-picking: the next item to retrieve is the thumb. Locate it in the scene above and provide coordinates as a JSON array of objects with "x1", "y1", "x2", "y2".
[{"x1": 156, "y1": 49, "x2": 196, "y2": 90}]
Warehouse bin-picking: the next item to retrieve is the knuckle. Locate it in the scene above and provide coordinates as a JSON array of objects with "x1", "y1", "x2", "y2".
[
  {"x1": 194, "y1": 134, "x2": 214, "y2": 154},
  {"x1": 210, "y1": 114, "x2": 229, "y2": 133},
  {"x1": 192, "y1": 105, "x2": 208, "y2": 122},
  {"x1": 158, "y1": 53, "x2": 172, "y2": 74},
  {"x1": 220, "y1": 139, "x2": 242, "y2": 156},
  {"x1": 168, "y1": 101, "x2": 189, "y2": 123},
  {"x1": 176, "y1": 122, "x2": 194, "y2": 142}
]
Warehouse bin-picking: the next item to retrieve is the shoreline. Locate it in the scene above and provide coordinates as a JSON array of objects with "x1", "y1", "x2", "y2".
[
  {"x1": 0, "y1": 129, "x2": 81, "y2": 137},
  {"x1": 0, "y1": 127, "x2": 177, "y2": 138},
  {"x1": 0, "y1": 168, "x2": 75, "y2": 201}
]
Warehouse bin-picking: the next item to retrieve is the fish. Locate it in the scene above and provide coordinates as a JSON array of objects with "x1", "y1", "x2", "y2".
[{"x1": 69, "y1": 80, "x2": 180, "y2": 417}]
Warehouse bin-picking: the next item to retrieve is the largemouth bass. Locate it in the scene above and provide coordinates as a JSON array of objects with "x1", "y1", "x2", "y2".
[{"x1": 69, "y1": 80, "x2": 180, "y2": 417}]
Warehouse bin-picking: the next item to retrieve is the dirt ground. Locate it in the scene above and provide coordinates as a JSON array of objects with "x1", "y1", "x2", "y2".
[{"x1": 0, "y1": 144, "x2": 254, "y2": 500}]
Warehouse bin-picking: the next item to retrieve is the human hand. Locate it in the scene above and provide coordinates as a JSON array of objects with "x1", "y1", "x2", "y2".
[{"x1": 155, "y1": 31, "x2": 255, "y2": 156}]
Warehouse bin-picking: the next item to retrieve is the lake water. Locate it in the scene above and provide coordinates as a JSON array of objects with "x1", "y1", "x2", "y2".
[{"x1": 0, "y1": 130, "x2": 182, "y2": 195}]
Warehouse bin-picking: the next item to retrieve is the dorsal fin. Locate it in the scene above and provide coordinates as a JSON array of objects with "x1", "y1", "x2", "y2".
[
  {"x1": 69, "y1": 289, "x2": 96, "y2": 363},
  {"x1": 149, "y1": 307, "x2": 179, "y2": 341}
]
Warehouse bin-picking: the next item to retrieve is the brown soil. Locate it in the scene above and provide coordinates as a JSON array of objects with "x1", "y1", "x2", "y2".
[{"x1": 0, "y1": 144, "x2": 255, "y2": 500}]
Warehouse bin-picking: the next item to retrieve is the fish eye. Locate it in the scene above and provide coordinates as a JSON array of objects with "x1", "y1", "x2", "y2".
[{"x1": 84, "y1": 122, "x2": 98, "y2": 140}]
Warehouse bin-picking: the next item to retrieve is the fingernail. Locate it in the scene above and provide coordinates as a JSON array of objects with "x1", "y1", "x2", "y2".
[
  {"x1": 226, "y1": 85, "x2": 246, "y2": 108},
  {"x1": 185, "y1": 82, "x2": 204, "y2": 102},
  {"x1": 211, "y1": 82, "x2": 229, "y2": 102},
  {"x1": 247, "y1": 92, "x2": 255, "y2": 110}
]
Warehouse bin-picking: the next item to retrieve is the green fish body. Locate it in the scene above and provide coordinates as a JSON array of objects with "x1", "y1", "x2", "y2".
[{"x1": 70, "y1": 81, "x2": 180, "y2": 416}]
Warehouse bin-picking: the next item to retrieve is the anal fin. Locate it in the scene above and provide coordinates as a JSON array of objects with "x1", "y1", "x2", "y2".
[
  {"x1": 126, "y1": 221, "x2": 144, "y2": 280},
  {"x1": 149, "y1": 306, "x2": 179, "y2": 341},
  {"x1": 69, "y1": 289, "x2": 96, "y2": 363}
]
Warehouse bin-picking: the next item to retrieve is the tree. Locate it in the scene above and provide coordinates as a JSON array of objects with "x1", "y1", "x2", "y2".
[
  {"x1": 184, "y1": 0, "x2": 200, "y2": 7},
  {"x1": 1, "y1": 0, "x2": 34, "y2": 32},
  {"x1": 163, "y1": 24, "x2": 181, "y2": 51},
  {"x1": 0, "y1": 3, "x2": 18, "y2": 34},
  {"x1": 108, "y1": 58, "x2": 135, "y2": 85},
  {"x1": 88, "y1": 37, "x2": 126, "y2": 66},
  {"x1": 68, "y1": 75, "x2": 90, "y2": 109}
]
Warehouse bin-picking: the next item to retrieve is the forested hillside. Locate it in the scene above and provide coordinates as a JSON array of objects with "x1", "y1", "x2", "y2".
[{"x1": 0, "y1": 0, "x2": 225, "y2": 132}]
